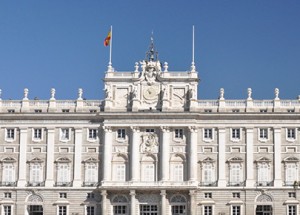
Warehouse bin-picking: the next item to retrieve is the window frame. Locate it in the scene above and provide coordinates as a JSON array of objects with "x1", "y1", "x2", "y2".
[
  {"x1": 117, "y1": 128, "x2": 126, "y2": 139},
  {"x1": 5, "y1": 128, "x2": 16, "y2": 142},
  {"x1": 231, "y1": 205, "x2": 241, "y2": 215},
  {"x1": 174, "y1": 128, "x2": 184, "y2": 139},
  {"x1": 32, "y1": 128, "x2": 43, "y2": 142},
  {"x1": 87, "y1": 128, "x2": 98, "y2": 142},
  {"x1": 57, "y1": 205, "x2": 68, "y2": 215},
  {"x1": 286, "y1": 128, "x2": 297, "y2": 142},
  {"x1": 231, "y1": 128, "x2": 241, "y2": 142},
  {"x1": 3, "y1": 205, "x2": 13, "y2": 215},
  {"x1": 203, "y1": 128, "x2": 214, "y2": 142},
  {"x1": 258, "y1": 128, "x2": 269, "y2": 142},
  {"x1": 203, "y1": 205, "x2": 213, "y2": 215}
]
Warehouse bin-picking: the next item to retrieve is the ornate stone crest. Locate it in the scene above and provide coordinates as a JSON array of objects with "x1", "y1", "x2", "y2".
[{"x1": 141, "y1": 133, "x2": 159, "y2": 153}]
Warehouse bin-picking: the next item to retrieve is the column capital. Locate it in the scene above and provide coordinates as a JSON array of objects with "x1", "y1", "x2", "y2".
[
  {"x1": 274, "y1": 127, "x2": 282, "y2": 133},
  {"x1": 160, "y1": 190, "x2": 166, "y2": 196},
  {"x1": 188, "y1": 126, "x2": 198, "y2": 133},
  {"x1": 101, "y1": 190, "x2": 107, "y2": 196},
  {"x1": 189, "y1": 190, "x2": 197, "y2": 196},
  {"x1": 103, "y1": 126, "x2": 112, "y2": 132},
  {"x1": 129, "y1": 190, "x2": 136, "y2": 196},
  {"x1": 160, "y1": 126, "x2": 170, "y2": 133},
  {"x1": 130, "y1": 126, "x2": 140, "y2": 133}
]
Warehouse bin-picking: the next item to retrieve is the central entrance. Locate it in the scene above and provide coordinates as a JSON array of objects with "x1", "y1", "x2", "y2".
[
  {"x1": 28, "y1": 205, "x2": 43, "y2": 215},
  {"x1": 256, "y1": 205, "x2": 272, "y2": 215}
]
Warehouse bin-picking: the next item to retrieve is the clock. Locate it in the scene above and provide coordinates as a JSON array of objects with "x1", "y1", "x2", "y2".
[{"x1": 143, "y1": 87, "x2": 157, "y2": 100}]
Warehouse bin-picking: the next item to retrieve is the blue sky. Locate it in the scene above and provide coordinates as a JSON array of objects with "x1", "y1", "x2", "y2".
[{"x1": 0, "y1": 0, "x2": 299, "y2": 100}]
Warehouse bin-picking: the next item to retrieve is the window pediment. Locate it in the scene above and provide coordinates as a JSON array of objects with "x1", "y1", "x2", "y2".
[
  {"x1": 202, "y1": 157, "x2": 215, "y2": 164},
  {"x1": 255, "y1": 157, "x2": 271, "y2": 163},
  {"x1": 283, "y1": 156, "x2": 299, "y2": 163},
  {"x1": 83, "y1": 157, "x2": 98, "y2": 163},
  {"x1": 1, "y1": 157, "x2": 16, "y2": 163},
  {"x1": 55, "y1": 157, "x2": 71, "y2": 163},
  {"x1": 28, "y1": 157, "x2": 43, "y2": 163},
  {"x1": 227, "y1": 157, "x2": 243, "y2": 163}
]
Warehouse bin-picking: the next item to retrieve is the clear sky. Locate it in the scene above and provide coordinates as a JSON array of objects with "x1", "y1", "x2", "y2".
[{"x1": 0, "y1": 0, "x2": 299, "y2": 100}]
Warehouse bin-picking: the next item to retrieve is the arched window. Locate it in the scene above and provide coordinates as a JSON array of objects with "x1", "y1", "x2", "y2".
[
  {"x1": 170, "y1": 195, "x2": 187, "y2": 215},
  {"x1": 112, "y1": 195, "x2": 128, "y2": 215}
]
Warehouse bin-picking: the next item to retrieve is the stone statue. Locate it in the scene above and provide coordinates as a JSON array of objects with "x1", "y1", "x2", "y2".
[
  {"x1": 132, "y1": 86, "x2": 138, "y2": 99},
  {"x1": 105, "y1": 85, "x2": 112, "y2": 99},
  {"x1": 247, "y1": 88, "x2": 252, "y2": 100},
  {"x1": 164, "y1": 62, "x2": 168, "y2": 72},
  {"x1": 134, "y1": 62, "x2": 139, "y2": 72},
  {"x1": 24, "y1": 88, "x2": 29, "y2": 100},
  {"x1": 219, "y1": 88, "x2": 224, "y2": 99},
  {"x1": 50, "y1": 88, "x2": 55, "y2": 100},
  {"x1": 189, "y1": 88, "x2": 195, "y2": 100},
  {"x1": 275, "y1": 88, "x2": 279, "y2": 99},
  {"x1": 78, "y1": 88, "x2": 83, "y2": 100}
]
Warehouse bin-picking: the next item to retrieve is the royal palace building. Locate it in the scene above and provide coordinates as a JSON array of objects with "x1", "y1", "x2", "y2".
[{"x1": 0, "y1": 40, "x2": 300, "y2": 215}]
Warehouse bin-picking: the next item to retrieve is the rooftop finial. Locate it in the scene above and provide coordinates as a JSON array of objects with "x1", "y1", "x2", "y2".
[{"x1": 146, "y1": 32, "x2": 158, "y2": 62}]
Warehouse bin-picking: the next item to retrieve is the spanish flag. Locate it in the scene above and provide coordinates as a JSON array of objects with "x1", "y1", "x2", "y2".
[{"x1": 104, "y1": 31, "x2": 111, "y2": 47}]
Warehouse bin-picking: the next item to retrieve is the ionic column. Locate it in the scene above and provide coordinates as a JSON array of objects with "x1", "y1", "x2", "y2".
[
  {"x1": 189, "y1": 190, "x2": 197, "y2": 215},
  {"x1": 246, "y1": 128, "x2": 254, "y2": 187},
  {"x1": 131, "y1": 127, "x2": 140, "y2": 181},
  {"x1": 73, "y1": 128, "x2": 82, "y2": 187},
  {"x1": 160, "y1": 190, "x2": 167, "y2": 214},
  {"x1": 160, "y1": 127, "x2": 170, "y2": 181},
  {"x1": 101, "y1": 190, "x2": 107, "y2": 215},
  {"x1": 188, "y1": 126, "x2": 198, "y2": 182},
  {"x1": 102, "y1": 126, "x2": 113, "y2": 182},
  {"x1": 217, "y1": 128, "x2": 226, "y2": 187},
  {"x1": 130, "y1": 190, "x2": 136, "y2": 215},
  {"x1": 18, "y1": 128, "x2": 28, "y2": 187},
  {"x1": 45, "y1": 128, "x2": 55, "y2": 187},
  {"x1": 274, "y1": 128, "x2": 282, "y2": 187}
]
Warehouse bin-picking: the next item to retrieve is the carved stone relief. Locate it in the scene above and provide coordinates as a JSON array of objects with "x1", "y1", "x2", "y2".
[{"x1": 140, "y1": 133, "x2": 159, "y2": 154}]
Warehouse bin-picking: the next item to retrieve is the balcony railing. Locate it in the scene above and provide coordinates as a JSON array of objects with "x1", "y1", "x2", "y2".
[
  {"x1": 27, "y1": 181, "x2": 45, "y2": 187},
  {"x1": 255, "y1": 181, "x2": 273, "y2": 187},
  {"x1": 227, "y1": 181, "x2": 245, "y2": 187},
  {"x1": 199, "y1": 181, "x2": 217, "y2": 187},
  {"x1": 0, "y1": 182, "x2": 17, "y2": 187},
  {"x1": 82, "y1": 182, "x2": 99, "y2": 187},
  {"x1": 55, "y1": 182, "x2": 72, "y2": 187}
]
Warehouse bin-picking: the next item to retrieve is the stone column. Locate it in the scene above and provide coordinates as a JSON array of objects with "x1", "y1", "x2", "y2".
[
  {"x1": 131, "y1": 127, "x2": 140, "y2": 182},
  {"x1": 246, "y1": 128, "x2": 254, "y2": 187},
  {"x1": 160, "y1": 190, "x2": 167, "y2": 214},
  {"x1": 73, "y1": 128, "x2": 82, "y2": 187},
  {"x1": 217, "y1": 128, "x2": 226, "y2": 187},
  {"x1": 101, "y1": 190, "x2": 107, "y2": 215},
  {"x1": 130, "y1": 190, "x2": 136, "y2": 215},
  {"x1": 45, "y1": 128, "x2": 55, "y2": 187},
  {"x1": 189, "y1": 190, "x2": 197, "y2": 215},
  {"x1": 188, "y1": 126, "x2": 198, "y2": 182},
  {"x1": 102, "y1": 126, "x2": 113, "y2": 182},
  {"x1": 160, "y1": 127, "x2": 170, "y2": 181},
  {"x1": 18, "y1": 128, "x2": 28, "y2": 187},
  {"x1": 273, "y1": 128, "x2": 282, "y2": 187}
]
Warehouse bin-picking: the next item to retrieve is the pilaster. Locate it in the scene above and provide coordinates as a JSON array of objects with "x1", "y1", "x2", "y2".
[
  {"x1": 160, "y1": 126, "x2": 170, "y2": 181},
  {"x1": 102, "y1": 126, "x2": 113, "y2": 182},
  {"x1": 189, "y1": 190, "x2": 197, "y2": 215},
  {"x1": 131, "y1": 127, "x2": 140, "y2": 181},
  {"x1": 73, "y1": 128, "x2": 82, "y2": 187},
  {"x1": 160, "y1": 190, "x2": 167, "y2": 215},
  {"x1": 246, "y1": 128, "x2": 254, "y2": 187},
  {"x1": 217, "y1": 128, "x2": 226, "y2": 187},
  {"x1": 18, "y1": 128, "x2": 28, "y2": 187},
  {"x1": 274, "y1": 127, "x2": 282, "y2": 187},
  {"x1": 101, "y1": 190, "x2": 107, "y2": 215},
  {"x1": 130, "y1": 190, "x2": 136, "y2": 215},
  {"x1": 188, "y1": 126, "x2": 198, "y2": 183},
  {"x1": 45, "y1": 128, "x2": 55, "y2": 187}
]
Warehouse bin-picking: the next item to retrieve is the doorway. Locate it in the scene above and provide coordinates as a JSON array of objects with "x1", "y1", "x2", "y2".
[
  {"x1": 256, "y1": 205, "x2": 272, "y2": 215},
  {"x1": 28, "y1": 205, "x2": 43, "y2": 215}
]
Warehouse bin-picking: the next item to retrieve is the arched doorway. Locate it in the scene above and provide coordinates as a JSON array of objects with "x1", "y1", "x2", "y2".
[
  {"x1": 28, "y1": 205, "x2": 43, "y2": 215},
  {"x1": 26, "y1": 194, "x2": 44, "y2": 215},
  {"x1": 170, "y1": 195, "x2": 187, "y2": 215},
  {"x1": 255, "y1": 194, "x2": 273, "y2": 215}
]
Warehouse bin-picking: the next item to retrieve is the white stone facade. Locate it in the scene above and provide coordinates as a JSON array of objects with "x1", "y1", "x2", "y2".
[{"x1": 0, "y1": 41, "x2": 300, "y2": 215}]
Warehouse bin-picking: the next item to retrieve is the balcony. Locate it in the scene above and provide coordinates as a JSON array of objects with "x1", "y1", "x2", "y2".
[
  {"x1": 227, "y1": 181, "x2": 245, "y2": 187},
  {"x1": 199, "y1": 181, "x2": 217, "y2": 187},
  {"x1": 55, "y1": 182, "x2": 72, "y2": 187},
  {"x1": 0, "y1": 182, "x2": 17, "y2": 187},
  {"x1": 82, "y1": 182, "x2": 99, "y2": 187},
  {"x1": 27, "y1": 181, "x2": 45, "y2": 187},
  {"x1": 255, "y1": 181, "x2": 273, "y2": 187}
]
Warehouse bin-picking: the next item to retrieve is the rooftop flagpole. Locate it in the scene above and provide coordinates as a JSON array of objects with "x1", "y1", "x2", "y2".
[
  {"x1": 109, "y1": 25, "x2": 113, "y2": 68},
  {"x1": 191, "y1": 25, "x2": 196, "y2": 72}
]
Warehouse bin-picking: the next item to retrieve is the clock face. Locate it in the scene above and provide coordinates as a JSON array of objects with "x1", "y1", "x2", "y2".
[{"x1": 143, "y1": 87, "x2": 158, "y2": 100}]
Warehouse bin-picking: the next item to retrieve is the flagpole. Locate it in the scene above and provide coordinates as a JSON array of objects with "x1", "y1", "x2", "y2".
[
  {"x1": 109, "y1": 25, "x2": 113, "y2": 68},
  {"x1": 191, "y1": 25, "x2": 196, "y2": 72}
]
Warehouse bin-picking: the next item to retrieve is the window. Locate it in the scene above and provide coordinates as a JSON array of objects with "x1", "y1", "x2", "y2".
[
  {"x1": 34, "y1": 109, "x2": 42, "y2": 113},
  {"x1": 29, "y1": 163, "x2": 43, "y2": 185},
  {"x1": 288, "y1": 205, "x2": 297, "y2": 215},
  {"x1": 232, "y1": 205, "x2": 241, "y2": 215},
  {"x1": 89, "y1": 110, "x2": 97, "y2": 113},
  {"x1": 112, "y1": 195, "x2": 128, "y2": 215},
  {"x1": 4, "y1": 192, "x2": 12, "y2": 198},
  {"x1": 7, "y1": 109, "x2": 15, "y2": 113},
  {"x1": 204, "y1": 193, "x2": 212, "y2": 198},
  {"x1": 231, "y1": 128, "x2": 240, "y2": 140},
  {"x1": 204, "y1": 206, "x2": 212, "y2": 215},
  {"x1": 58, "y1": 206, "x2": 67, "y2": 215},
  {"x1": 174, "y1": 129, "x2": 183, "y2": 139},
  {"x1": 88, "y1": 129, "x2": 97, "y2": 140},
  {"x1": 204, "y1": 109, "x2": 212, "y2": 113},
  {"x1": 140, "y1": 205, "x2": 158, "y2": 215},
  {"x1": 229, "y1": 163, "x2": 242, "y2": 186},
  {"x1": 87, "y1": 193, "x2": 95, "y2": 199},
  {"x1": 204, "y1": 128, "x2": 213, "y2": 140},
  {"x1": 62, "y1": 109, "x2": 69, "y2": 113},
  {"x1": 114, "y1": 205, "x2": 127, "y2": 215},
  {"x1": 257, "y1": 163, "x2": 270, "y2": 186},
  {"x1": 115, "y1": 164, "x2": 126, "y2": 181},
  {"x1": 143, "y1": 164, "x2": 155, "y2": 181},
  {"x1": 259, "y1": 128, "x2": 268, "y2": 140},
  {"x1": 289, "y1": 192, "x2": 296, "y2": 198},
  {"x1": 233, "y1": 192, "x2": 240, "y2": 198},
  {"x1": 232, "y1": 109, "x2": 240, "y2": 113},
  {"x1": 5, "y1": 129, "x2": 15, "y2": 141},
  {"x1": 202, "y1": 163, "x2": 215, "y2": 185},
  {"x1": 84, "y1": 163, "x2": 98, "y2": 185},
  {"x1": 146, "y1": 128, "x2": 155, "y2": 133},
  {"x1": 3, "y1": 205, "x2": 12, "y2": 215},
  {"x1": 86, "y1": 206, "x2": 95, "y2": 215},
  {"x1": 57, "y1": 163, "x2": 70, "y2": 184},
  {"x1": 2, "y1": 163, "x2": 15, "y2": 184},
  {"x1": 173, "y1": 164, "x2": 183, "y2": 181},
  {"x1": 59, "y1": 193, "x2": 67, "y2": 198},
  {"x1": 288, "y1": 109, "x2": 295, "y2": 113},
  {"x1": 285, "y1": 163, "x2": 298, "y2": 186},
  {"x1": 33, "y1": 128, "x2": 42, "y2": 140},
  {"x1": 287, "y1": 128, "x2": 296, "y2": 140},
  {"x1": 60, "y1": 128, "x2": 70, "y2": 141},
  {"x1": 260, "y1": 109, "x2": 267, "y2": 113},
  {"x1": 117, "y1": 129, "x2": 126, "y2": 139}
]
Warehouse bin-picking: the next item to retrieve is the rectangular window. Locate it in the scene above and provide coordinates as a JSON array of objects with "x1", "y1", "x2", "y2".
[
  {"x1": 204, "y1": 206, "x2": 212, "y2": 215},
  {"x1": 287, "y1": 128, "x2": 296, "y2": 140},
  {"x1": 117, "y1": 129, "x2": 126, "y2": 139},
  {"x1": 146, "y1": 128, "x2": 155, "y2": 133},
  {"x1": 4, "y1": 192, "x2": 12, "y2": 198},
  {"x1": 204, "y1": 109, "x2": 212, "y2": 113},
  {"x1": 143, "y1": 164, "x2": 155, "y2": 181},
  {"x1": 204, "y1": 128, "x2": 213, "y2": 139},
  {"x1": 257, "y1": 163, "x2": 269, "y2": 185},
  {"x1": 88, "y1": 129, "x2": 97, "y2": 140},
  {"x1": 58, "y1": 206, "x2": 67, "y2": 215},
  {"x1": 2, "y1": 163, "x2": 15, "y2": 183},
  {"x1": 87, "y1": 193, "x2": 95, "y2": 199},
  {"x1": 85, "y1": 163, "x2": 97, "y2": 184},
  {"x1": 232, "y1": 109, "x2": 240, "y2": 113},
  {"x1": 260, "y1": 109, "x2": 267, "y2": 113},
  {"x1": 60, "y1": 128, "x2": 70, "y2": 141},
  {"x1": 230, "y1": 164, "x2": 242, "y2": 185},
  {"x1": 57, "y1": 163, "x2": 70, "y2": 183},
  {"x1": 288, "y1": 205, "x2": 296, "y2": 215},
  {"x1": 173, "y1": 164, "x2": 183, "y2": 181},
  {"x1": 4, "y1": 205, "x2": 12, "y2": 215},
  {"x1": 174, "y1": 129, "x2": 183, "y2": 139},
  {"x1": 232, "y1": 205, "x2": 241, "y2": 215},
  {"x1": 113, "y1": 205, "x2": 127, "y2": 214},
  {"x1": 7, "y1": 109, "x2": 15, "y2": 113},
  {"x1": 86, "y1": 206, "x2": 95, "y2": 215},
  {"x1": 204, "y1": 193, "x2": 212, "y2": 198},
  {"x1": 6, "y1": 129, "x2": 15, "y2": 140},
  {"x1": 233, "y1": 192, "x2": 240, "y2": 198},
  {"x1": 34, "y1": 109, "x2": 42, "y2": 113},
  {"x1": 288, "y1": 109, "x2": 295, "y2": 113},
  {"x1": 115, "y1": 164, "x2": 126, "y2": 181},
  {"x1": 62, "y1": 109, "x2": 69, "y2": 113},
  {"x1": 30, "y1": 163, "x2": 43, "y2": 184},
  {"x1": 59, "y1": 193, "x2": 67, "y2": 198},
  {"x1": 259, "y1": 128, "x2": 268, "y2": 139},
  {"x1": 286, "y1": 163, "x2": 298, "y2": 185},
  {"x1": 33, "y1": 128, "x2": 42, "y2": 140},
  {"x1": 89, "y1": 110, "x2": 97, "y2": 113},
  {"x1": 289, "y1": 192, "x2": 296, "y2": 198},
  {"x1": 140, "y1": 205, "x2": 158, "y2": 215},
  {"x1": 203, "y1": 163, "x2": 214, "y2": 185},
  {"x1": 232, "y1": 128, "x2": 240, "y2": 139}
]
